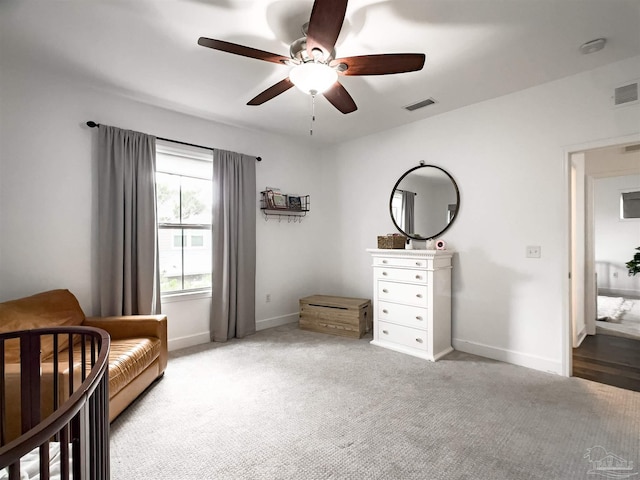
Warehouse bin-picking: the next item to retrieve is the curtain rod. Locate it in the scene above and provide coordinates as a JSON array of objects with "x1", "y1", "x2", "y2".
[{"x1": 86, "y1": 121, "x2": 261, "y2": 161}]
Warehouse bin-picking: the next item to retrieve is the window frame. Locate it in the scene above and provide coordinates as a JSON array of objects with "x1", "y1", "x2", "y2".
[{"x1": 156, "y1": 142, "x2": 213, "y2": 298}]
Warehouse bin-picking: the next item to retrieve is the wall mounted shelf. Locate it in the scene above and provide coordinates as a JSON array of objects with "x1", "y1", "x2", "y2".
[{"x1": 260, "y1": 191, "x2": 310, "y2": 223}]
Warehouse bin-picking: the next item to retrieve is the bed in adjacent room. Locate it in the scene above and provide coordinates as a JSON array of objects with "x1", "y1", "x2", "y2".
[{"x1": 596, "y1": 295, "x2": 640, "y2": 340}]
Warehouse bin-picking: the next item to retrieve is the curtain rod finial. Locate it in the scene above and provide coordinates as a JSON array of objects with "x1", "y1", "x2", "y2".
[
  {"x1": 256, "y1": 156, "x2": 262, "y2": 162},
  {"x1": 87, "y1": 121, "x2": 99, "y2": 128}
]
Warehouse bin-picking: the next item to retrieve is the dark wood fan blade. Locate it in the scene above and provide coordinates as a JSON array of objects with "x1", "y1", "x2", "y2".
[
  {"x1": 306, "y1": 0, "x2": 348, "y2": 59},
  {"x1": 331, "y1": 53, "x2": 425, "y2": 76},
  {"x1": 322, "y1": 82, "x2": 357, "y2": 114},
  {"x1": 198, "y1": 37, "x2": 290, "y2": 65},
  {"x1": 247, "y1": 78, "x2": 294, "y2": 105}
]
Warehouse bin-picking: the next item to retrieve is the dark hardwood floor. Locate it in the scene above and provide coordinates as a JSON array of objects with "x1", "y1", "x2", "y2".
[{"x1": 573, "y1": 334, "x2": 640, "y2": 392}]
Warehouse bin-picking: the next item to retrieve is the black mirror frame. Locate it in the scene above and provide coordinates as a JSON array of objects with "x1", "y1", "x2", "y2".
[{"x1": 389, "y1": 163, "x2": 460, "y2": 241}]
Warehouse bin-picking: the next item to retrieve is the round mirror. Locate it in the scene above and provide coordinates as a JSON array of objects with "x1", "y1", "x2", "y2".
[{"x1": 389, "y1": 164, "x2": 460, "y2": 240}]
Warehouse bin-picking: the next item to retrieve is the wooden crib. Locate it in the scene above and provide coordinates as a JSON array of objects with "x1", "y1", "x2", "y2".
[{"x1": 0, "y1": 326, "x2": 110, "y2": 479}]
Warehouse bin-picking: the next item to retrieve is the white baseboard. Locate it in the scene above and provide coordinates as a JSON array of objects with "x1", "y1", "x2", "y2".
[
  {"x1": 257, "y1": 313, "x2": 298, "y2": 331},
  {"x1": 168, "y1": 332, "x2": 210, "y2": 352},
  {"x1": 574, "y1": 327, "x2": 587, "y2": 348},
  {"x1": 452, "y1": 338, "x2": 563, "y2": 375},
  {"x1": 168, "y1": 315, "x2": 297, "y2": 351}
]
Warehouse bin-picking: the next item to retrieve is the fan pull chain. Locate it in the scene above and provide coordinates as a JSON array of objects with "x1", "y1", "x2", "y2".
[{"x1": 309, "y1": 93, "x2": 316, "y2": 136}]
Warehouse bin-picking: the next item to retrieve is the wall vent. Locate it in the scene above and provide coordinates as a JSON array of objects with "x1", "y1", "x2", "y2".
[
  {"x1": 614, "y1": 82, "x2": 638, "y2": 106},
  {"x1": 624, "y1": 143, "x2": 640, "y2": 153},
  {"x1": 404, "y1": 98, "x2": 436, "y2": 111}
]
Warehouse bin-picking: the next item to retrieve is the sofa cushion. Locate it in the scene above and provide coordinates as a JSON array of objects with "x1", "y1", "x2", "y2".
[
  {"x1": 0, "y1": 289, "x2": 85, "y2": 363},
  {"x1": 108, "y1": 337, "x2": 161, "y2": 397}
]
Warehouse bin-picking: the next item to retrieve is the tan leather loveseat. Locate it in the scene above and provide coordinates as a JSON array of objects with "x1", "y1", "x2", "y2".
[{"x1": 0, "y1": 289, "x2": 167, "y2": 441}]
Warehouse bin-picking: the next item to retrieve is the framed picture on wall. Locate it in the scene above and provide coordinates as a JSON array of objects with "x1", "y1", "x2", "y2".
[
  {"x1": 287, "y1": 195, "x2": 302, "y2": 210},
  {"x1": 272, "y1": 193, "x2": 287, "y2": 208}
]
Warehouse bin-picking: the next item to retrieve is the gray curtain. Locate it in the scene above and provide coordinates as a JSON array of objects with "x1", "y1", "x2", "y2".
[
  {"x1": 402, "y1": 190, "x2": 415, "y2": 235},
  {"x1": 211, "y1": 149, "x2": 256, "y2": 341},
  {"x1": 97, "y1": 125, "x2": 161, "y2": 316}
]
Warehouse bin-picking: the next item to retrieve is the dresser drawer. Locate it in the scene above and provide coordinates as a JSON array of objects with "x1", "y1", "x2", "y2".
[
  {"x1": 374, "y1": 267, "x2": 427, "y2": 284},
  {"x1": 378, "y1": 301, "x2": 427, "y2": 330},
  {"x1": 378, "y1": 280, "x2": 428, "y2": 307},
  {"x1": 373, "y1": 257, "x2": 429, "y2": 269},
  {"x1": 378, "y1": 321, "x2": 428, "y2": 352}
]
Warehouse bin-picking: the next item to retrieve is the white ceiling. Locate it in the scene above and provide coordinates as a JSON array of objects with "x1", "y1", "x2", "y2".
[{"x1": 2, "y1": 0, "x2": 639, "y2": 144}]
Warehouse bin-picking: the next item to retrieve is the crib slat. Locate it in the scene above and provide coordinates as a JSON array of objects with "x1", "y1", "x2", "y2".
[
  {"x1": 53, "y1": 334, "x2": 59, "y2": 415},
  {"x1": 60, "y1": 424, "x2": 70, "y2": 480},
  {"x1": 80, "y1": 334, "x2": 87, "y2": 382},
  {"x1": 39, "y1": 441, "x2": 50, "y2": 480},
  {"x1": 8, "y1": 460, "x2": 20, "y2": 480},
  {"x1": 20, "y1": 333, "x2": 41, "y2": 435},
  {"x1": 68, "y1": 333, "x2": 74, "y2": 395},
  {"x1": 0, "y1": 339, "x2": 6, "y2": 447}
]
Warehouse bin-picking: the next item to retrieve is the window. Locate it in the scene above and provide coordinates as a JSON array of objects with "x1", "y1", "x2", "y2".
[{"x1": 156, "y1": 142, "x2": 213, "y2": 295}]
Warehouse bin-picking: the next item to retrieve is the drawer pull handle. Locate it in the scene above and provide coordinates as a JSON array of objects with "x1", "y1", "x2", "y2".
[
  {"x1": 416, "y1": 316, "x2": 423, "y2": 321},
  {"x1": 382, "y1": 309, "x2": 388, "y2": 314},
  {"x1": 415, "y1": 262, "x2": 422, "y2": 266},
  {"x1": 415, "y1": 275, "x2": 422, "y2": 280},
  {"x1": 383, "y1": 289, "x2": 389, "y2": 293},
  {"x1": 416, "y1": 294, "x2": 423, "y2": 298},
  {"x1": 382, "y1": 330, "x2": 389, "y2": 335},
  {"x1": 382, "y1": 260, "x2": 388, "y2": 264},
  {"x1": 382, "y1": 271, "x2": 388, "y2": 276},
  {"x1": 415, "y1": 338, "x2": 424, "y2": 343}
]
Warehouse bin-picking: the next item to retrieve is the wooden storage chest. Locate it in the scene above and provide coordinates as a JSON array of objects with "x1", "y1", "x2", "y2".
[{"x1": 299, "y1": 295, "x2": 372, "y2": 338}]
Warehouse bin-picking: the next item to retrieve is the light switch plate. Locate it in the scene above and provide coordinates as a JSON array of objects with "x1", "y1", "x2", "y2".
[{"x1": 526, "y1": 246, "x2": 541, "y2": 258}]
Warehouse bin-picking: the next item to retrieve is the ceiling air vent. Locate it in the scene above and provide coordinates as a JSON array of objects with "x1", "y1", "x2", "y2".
[
  {"x1": 404, "y1": 98, "x2": 436, "y2": 112},
  {"x1": 614, "y1": 82, "x2": 638, "y2": 106}
]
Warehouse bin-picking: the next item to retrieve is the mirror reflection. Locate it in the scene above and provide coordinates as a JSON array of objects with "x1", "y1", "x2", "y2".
[{"x1": 390, "y1": 164, "x2": 459, "y2": 240}]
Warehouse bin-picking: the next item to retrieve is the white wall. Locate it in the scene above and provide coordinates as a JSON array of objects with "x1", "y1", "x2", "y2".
[
  {"x1": 0, "y1": 60, "x2": 336, "y2": 350},
  {"x1": 2, "y1": 47, "x2": 640, "y2": 373},
  {"x1": 594, "y1": 174, "x2": 640, "y2": 297},
  {"x1": 322, "y1": 56, "x2": 640, "y2": 374}
]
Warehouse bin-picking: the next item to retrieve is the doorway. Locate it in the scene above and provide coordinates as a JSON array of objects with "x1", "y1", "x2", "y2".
[{"x1": 569, "y1": 140, "x2": 640, "y2": 391}]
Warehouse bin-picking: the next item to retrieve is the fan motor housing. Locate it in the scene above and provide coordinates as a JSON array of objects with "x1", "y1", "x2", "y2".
[{"x1": 290, "y1": 36, "x2": 335, "y2": 64}]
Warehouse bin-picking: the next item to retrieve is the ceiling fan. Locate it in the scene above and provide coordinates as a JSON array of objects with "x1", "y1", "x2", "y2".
[{"x1": 198, "y1": 0, "x2": 425, "y2": 114}]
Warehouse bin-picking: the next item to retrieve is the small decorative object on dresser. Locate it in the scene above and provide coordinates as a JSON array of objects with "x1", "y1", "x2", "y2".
[
  {"x1": 366, "y1": 248, "x2": 454, "y2": 361},
  {"x1": 299, "y1": 295, "x2": 372, "y2": 338}
]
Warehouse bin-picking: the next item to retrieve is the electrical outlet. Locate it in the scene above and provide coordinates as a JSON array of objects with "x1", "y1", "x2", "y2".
[
  {"x1": 526, "y1": 246, "x2": 541, "y2": 258},
  {"x1": 266, "y1": 294, "x2": 271, "y2": 303}
]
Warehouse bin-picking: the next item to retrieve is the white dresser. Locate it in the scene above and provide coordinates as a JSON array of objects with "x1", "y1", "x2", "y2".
[{"x1": 367, "y1": 249, "x2": 454, "y2": 361}]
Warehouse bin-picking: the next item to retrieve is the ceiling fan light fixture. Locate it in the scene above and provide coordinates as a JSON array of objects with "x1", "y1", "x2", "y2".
[{"x1": 289, "y1": 62, "x2": 338, "y2": 95}]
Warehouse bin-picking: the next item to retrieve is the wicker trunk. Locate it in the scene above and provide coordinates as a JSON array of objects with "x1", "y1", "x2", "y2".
[
  {"x1": 377, "y1": 235, "x2": 406, "y2": 249},
  {"x1": 299, "y1": 295, "x2": 372, "y2": 338}
]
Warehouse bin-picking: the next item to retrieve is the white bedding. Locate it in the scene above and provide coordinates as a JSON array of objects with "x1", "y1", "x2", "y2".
[
  {"x1": 597, "y1": 296, "x2": 633, "y2": 322},
  {"x1": 0, "y1": 442, "x2": 72, "y2": 480},
  {"x1": 596, "y1": 295, "x2": 640, "y2": 340}
]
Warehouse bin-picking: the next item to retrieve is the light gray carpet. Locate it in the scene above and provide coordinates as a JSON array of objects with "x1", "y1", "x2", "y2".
[{"x1": 110, "y1": 324, "x2": 640, "y2": 479}]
